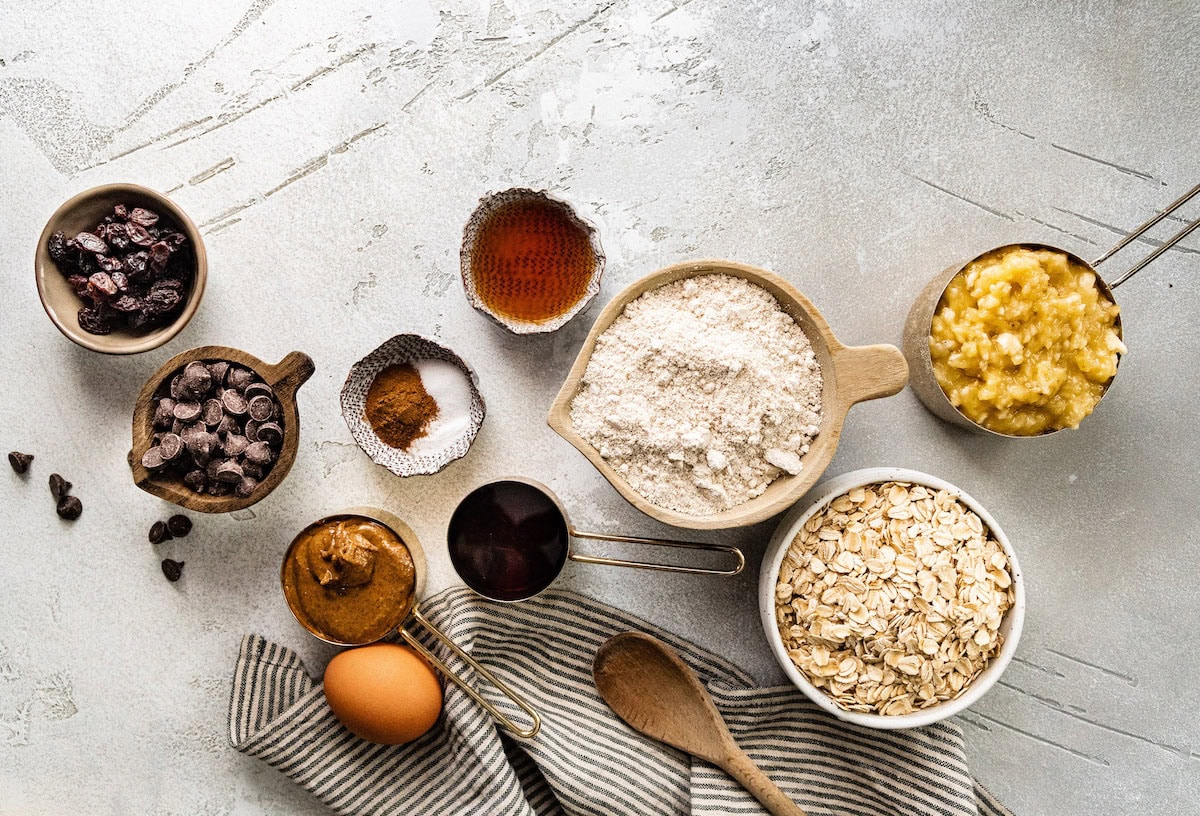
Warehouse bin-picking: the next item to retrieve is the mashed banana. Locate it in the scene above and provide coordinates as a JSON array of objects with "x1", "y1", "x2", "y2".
[{"x1": 930, "y1": 246, "x2": 1124, "y2": 435}]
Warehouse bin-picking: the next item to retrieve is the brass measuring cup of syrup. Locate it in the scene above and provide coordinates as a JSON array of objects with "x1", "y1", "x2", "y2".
[
  {"x1": 903, "y1": 180, "x2": 1200, "y2": 437},
  {"x1": 447, "y1": 478, "x2": 745, "y2": 602},
  {"x1": 281, "y1": 506, "x2": 541, "y2": 738}
]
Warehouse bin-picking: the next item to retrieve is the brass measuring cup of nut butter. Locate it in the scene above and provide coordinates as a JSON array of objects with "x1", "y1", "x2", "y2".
[
  {"x1": 903, "y1": 180, "x2": 1200, "y2": 437},
  {"x1": 281, "y1": 506, "x2": 541, "y2": 738},
  {"x1": 447, "y1": 478, "x2": 745, "y2": 602}
]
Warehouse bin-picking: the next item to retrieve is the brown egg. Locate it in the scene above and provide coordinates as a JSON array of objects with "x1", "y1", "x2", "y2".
[{"x1": 323, "y1": 643, "x2": 443, "y2": 745}]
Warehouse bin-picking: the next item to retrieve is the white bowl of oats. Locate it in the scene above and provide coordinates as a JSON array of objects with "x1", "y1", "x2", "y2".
[{"x1": 759, "y1": 468, "x2": 1024, "y2": 729}]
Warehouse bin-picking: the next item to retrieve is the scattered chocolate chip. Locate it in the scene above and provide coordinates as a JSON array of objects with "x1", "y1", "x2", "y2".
[
  {"x1": 161, "y1": 558, "x2": 185, "y2": 582},
  {"x1": 149, "y1": 520, "x2": 171, "y2": 544},
  {"x1": 56, "y1": 495, "x2": 83, "y2": 520},
  {"x1": 8, "y1": 451, "x2": 33, "y2": 474},
  {"x1": 49, "y1": 473, "x2": 71, "y2": 501},
  {"x1": 166, "y1": 514, "x2": 192, "y2": 537}
]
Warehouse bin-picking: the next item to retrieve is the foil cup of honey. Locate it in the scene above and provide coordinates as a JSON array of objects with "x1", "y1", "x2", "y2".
[
  {"x1": 281, "y1": 506, "x2": 541, "y2": 738},
  {"x1": 460, "y1": 188, "x2": 605, "y2": 334}
]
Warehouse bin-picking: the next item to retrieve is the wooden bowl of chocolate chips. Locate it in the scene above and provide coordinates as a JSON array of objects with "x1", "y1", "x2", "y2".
[{"x1": 128, "y1": 345, "x2": 315, "y2": 513}]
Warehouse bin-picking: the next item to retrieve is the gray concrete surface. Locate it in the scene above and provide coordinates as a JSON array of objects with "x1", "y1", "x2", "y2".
[{"x1": 2, "y1": 1, "x2": 1198, "y2": 813}]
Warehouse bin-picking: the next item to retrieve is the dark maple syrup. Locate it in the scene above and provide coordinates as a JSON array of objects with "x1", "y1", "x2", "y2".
[
  {"x1": 447, "y1": 481, "x2": 569, "y2": 602},
  {"x1": 470, "y1": 197, "x2": 596, "y2": 323}
]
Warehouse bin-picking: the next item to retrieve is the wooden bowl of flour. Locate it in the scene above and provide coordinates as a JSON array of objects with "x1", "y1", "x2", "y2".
[{"x1": 547, "y1": 259, "x2": 909, "y2": 530}]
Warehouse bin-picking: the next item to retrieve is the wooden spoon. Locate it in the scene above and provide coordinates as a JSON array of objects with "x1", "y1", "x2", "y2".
[{"x1": 593, "y1": 632, "x2": 808, "y2": 816}]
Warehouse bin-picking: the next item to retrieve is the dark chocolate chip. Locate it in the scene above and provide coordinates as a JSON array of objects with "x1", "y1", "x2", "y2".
[
  {"x1": 159, "y1": 433, "x2": 183, "y2": 461},
  {"x1": 215, "y1": 461, "x2": 243, "y2": 483},
  {"x1": 216, "y1": 414, "x2": 238, "y2": 437},
  {"x1": 183, "y1": 469, "x2": 207, "y2": 492},
  {"x1": 8, "y1": 451, "x2": 33, "y2": 474},
  {"x1": 243, "y1": 441, "x2": 273, "y2": 466},
  {"x1": 56, "y1": 495, "x2": 82, "y2": 520},
  {"x1": 172, "y1": 401, "x2": 202, "y2": 422},
  {"x1": 256, "y1": 422, "x2": 283, "y2": 447},
  {"x1": 222, "y1": 434, "x2": 249, "y2": 457},
  {"x1": 225, "y1": 366, "x2": 253, "y2": 390},
  {"x1": 202, "y1": 399, "x2": 224, "y2": 427},
  {"x1": 140, "y1": 447, "x2": 165, "y2": 470},
  {"x1": 235, "y1": 476, "x2": 259, "y2": 498},
  {"x1": 247, "y1": 395, "x2": 274, "y2": 421},
  {"x1": 243, "y1": 383, "x2": 274, "y2": 401},
  {"x1": 161, "y1": 558, "x2": 184, "y2": 582},
  {"x1": 49, "y1": 473, "x2": 71, "y2": 501},
  {"x1": 149, "y1": 520, "x2": 171, "y2": 544},
  {"x1": 221, "y1": 390, "x2": 249, "y2": 415},
  {"x1": 166, "y1": 514, "x2": 192, "y2": 537}
]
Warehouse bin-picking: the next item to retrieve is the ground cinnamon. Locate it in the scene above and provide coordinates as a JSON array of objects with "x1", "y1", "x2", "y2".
[{"x1": 364, "y1": 363, "x2": 439, "y2": 450}]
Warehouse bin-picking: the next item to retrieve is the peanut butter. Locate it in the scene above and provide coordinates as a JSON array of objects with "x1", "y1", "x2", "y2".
[{"x1": 282, "y1": 516, "x2": 416, "y2": 644}]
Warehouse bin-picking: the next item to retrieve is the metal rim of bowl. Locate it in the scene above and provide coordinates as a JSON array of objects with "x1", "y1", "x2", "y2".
[
  {"x1": 35, "y1": 182, "x2": 207, "y2": 355},
  {"x1": 758, "y1": 466, "x2": 1026, "y2": 730}
]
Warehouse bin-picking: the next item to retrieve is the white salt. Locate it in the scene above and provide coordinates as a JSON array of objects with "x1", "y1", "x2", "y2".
[{"x1": 409, "y1": 358, "x2": 475, "y2": 455}]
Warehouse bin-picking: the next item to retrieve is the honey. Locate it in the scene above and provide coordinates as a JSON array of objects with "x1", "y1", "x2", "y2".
[{"x1": 468, "y1": 196, "x2": 597, "y2": 324}]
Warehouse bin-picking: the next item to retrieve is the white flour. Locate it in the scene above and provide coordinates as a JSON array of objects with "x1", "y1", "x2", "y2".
[{"x1": 570, "y1": 274, "x2": 823, "y2": 516}]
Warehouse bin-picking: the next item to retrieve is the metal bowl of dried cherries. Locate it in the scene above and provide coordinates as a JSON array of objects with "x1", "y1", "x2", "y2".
[
  {"x1": 129, "y1": 345, "x2": 315, "y2": 513},
  {"x1": 35, "y1": 183, "x2": 206, "y2": 354}
]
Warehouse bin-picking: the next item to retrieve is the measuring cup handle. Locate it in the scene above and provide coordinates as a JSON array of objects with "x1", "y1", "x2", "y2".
[
  {"x1": 568, "y1": 531, "x2": 745, "y2": 575},
  {"x1": 399, "y1": 606, "x2": 542, "y2": 739}
]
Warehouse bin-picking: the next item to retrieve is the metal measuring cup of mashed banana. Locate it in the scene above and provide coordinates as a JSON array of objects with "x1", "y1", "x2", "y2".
[
  {"x1": 903, "y1": 181, "x2": 1200, "y2": 437},
  {"x1": 281, "y1": 507, "x2": 541, "y2": 738},
  {"x1": 446, "y1": 477, "x2": 745, "y2": 603}
]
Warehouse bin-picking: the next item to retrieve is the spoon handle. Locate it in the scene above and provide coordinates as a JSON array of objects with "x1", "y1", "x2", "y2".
[{"x1": 720, "y1": 747, "x2": 808, "y2": 816}]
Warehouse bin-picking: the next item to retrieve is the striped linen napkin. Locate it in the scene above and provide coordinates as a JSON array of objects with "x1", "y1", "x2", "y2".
[{"x1": 230, "y1": 586, "x2": 1012, "y2": 816}]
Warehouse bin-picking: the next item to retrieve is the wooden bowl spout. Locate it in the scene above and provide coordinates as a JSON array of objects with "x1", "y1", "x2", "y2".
[{"x1": 129, "y1": 345, "x2": 315, "y2": 513}]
